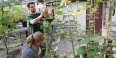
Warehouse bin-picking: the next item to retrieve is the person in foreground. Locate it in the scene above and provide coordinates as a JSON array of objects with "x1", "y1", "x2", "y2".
[{"x1": 20, "y1": 31, "x2": 44, "y2": 58}]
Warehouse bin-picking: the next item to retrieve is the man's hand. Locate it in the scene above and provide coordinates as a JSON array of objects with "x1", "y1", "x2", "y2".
[
  {"x1": 41, "y1": 11, "x2": 46, "y2": 17},
  {"x1": 41, "y1": 8, "x2": 48, "y2": 16},
  {"x1": 30, "y1": 8, "x2": 49, "y2": 25},
  {"x1": 43, "y1": 8, "x2": 48, "y2": 13},
  {"x1": 41, "y1": 8, "x2": 50, "y2": 18}
]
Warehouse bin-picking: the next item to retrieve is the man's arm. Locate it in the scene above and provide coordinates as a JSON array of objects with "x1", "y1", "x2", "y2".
[
  {"x1": 30, "y1": 8, "x2": 48, "y2": 25},
  {"x1": 30, "y1": 14, "x2": 43, "y2": 25}
]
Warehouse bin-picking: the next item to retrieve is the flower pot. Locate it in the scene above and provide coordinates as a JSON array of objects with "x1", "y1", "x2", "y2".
[
  {"x1": 7, "y1": 25, "x2": 11, "y2": 28},
  {"x1": 22, "y1": 21, "x2": 27, "y2": 27},
  {"x1": 21, "y1": 21, "x2": 28, "y2": 37}
]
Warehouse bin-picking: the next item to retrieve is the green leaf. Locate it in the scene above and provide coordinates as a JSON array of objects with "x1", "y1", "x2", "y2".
[
  {"x1": 42, "y1": 55, "x2": 47, "y2": 58},
  {"x1": 42, "y1": 40, "x2": 46, "y2": 45},
  {"x1": 81, "y1": 30, "x2": 87, "y2": 33},
  {"x1": 91, "y1": 8, "x2": 97, "y2": 13},
  {"x1": 0, "y1": 2, "x2": 2, "y2": 7},
  {"x1": 76, "y1": 39, "x2": 89, "y2": 44},
  {"x1": 107, "y1": 54, "x2": 113, "y2": 58},
  {"x1": 76, "y1": 47, "x2": 85, "y2": 54},
  {"x1": 50, "y1": 51, "x2": 56, "y2": 55},
  {"x1": 99, "y1": 36, "x2": 104, "y2": 39},
  {"x1": 57, "y1": 5, "x2": 66, "y2": 10},
  {"x1": 94, "y1": 56, "x2": 98, "y2": 58},
  {"x1": 55, "y1": 11, "x2": 62, "y2": 15},
  {"x1": 87, "y1": 50, "x2": 96, "y2": 57},
  {"x1": 0, "y1": 26, "x2": 6, "y2": 34},
  {"x1": 76, "y1": 0, "x2": 79, "y2": 3},
  {"x1": 4, "y1": 11, "x2": 9, "y2": 14},
  {"x1": 89, "y1": 45, "x2": 98, "y2": 50},
  {"x1": 8, "y1": 27, "x2": 15, "y2": 31},
  {"x1": 90, "y1": 34, "x2": 99, "y2": 38},
  {"x1": 54, "y1": 55, "x2": 59, "y2": 58},
  {"x1": 113, "y1": 42, "x2": 116, "y2": 46},
  {"x1": 89, "y1": 20, "x2": 94, "y2": 23},
  {"x1": 56, "y1": 0, "x2": 61, "y2": 2},
  {"x1": 77, "y1": 9, "x2": 80, "y2": 12},
  {"x1": 74, "y1": 54, "x2": 80, "y2": 58},
  {"x1": 3, "y1": 1, "x2": 12, "y2": 7},
  {"x1": 1, "y1": 16, "x2": 11, "y2": 23},
  {"x1": 99, "y1": 53, "x2": 105, "y2": 58},
  {"x1": 42, "y1": 48, "x2": 46, "y2": 50},
  {"x1": 76, "y1": 39, "x2": 82, "y2": 44}
]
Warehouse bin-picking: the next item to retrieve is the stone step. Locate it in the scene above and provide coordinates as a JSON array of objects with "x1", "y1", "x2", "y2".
[{"x1": 7, "y1": 43, "x2": 22, "y2": 48}]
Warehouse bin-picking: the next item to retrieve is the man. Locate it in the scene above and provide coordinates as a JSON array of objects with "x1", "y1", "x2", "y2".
[{"x1": 26, "y1": 2, "x2": 47, "y2": 57}]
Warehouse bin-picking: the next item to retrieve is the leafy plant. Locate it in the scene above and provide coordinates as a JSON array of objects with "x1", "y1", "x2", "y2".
[
  {"x1": 52, "y1": 0, "x2": 115, "y2": 58},
  {"x1": 0, "y1": 0, "x2": 14, "y2": 58},
  {"x1": 9, "y1": 6, "x2": 28, "y2": 22}
]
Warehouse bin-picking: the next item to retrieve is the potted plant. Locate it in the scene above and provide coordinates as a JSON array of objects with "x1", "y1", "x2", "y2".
[
  {"x1": 19, "y1": 9, "x2": 28, "y2": 27},
  {"x1": 9, "y1": 6, "x2": 22, "y2": 23},
  {"x1": 11, "y1": 6, "x2": 28, "y2": 27}
]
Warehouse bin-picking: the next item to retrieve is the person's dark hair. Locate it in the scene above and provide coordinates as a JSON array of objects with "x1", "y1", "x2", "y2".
[{"x1": 27, "y1": 2, "x2": 35, "y2": 8}]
